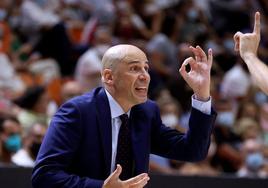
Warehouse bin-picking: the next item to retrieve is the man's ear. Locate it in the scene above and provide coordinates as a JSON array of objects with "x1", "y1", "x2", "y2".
[{"x1": 102, "y1": 69, "x2": 113, "y2": 85}]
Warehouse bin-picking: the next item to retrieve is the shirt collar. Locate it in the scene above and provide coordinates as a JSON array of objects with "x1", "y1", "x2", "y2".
[{"x1": 105, "y1": 89, "x2": 130, "y2": 118}]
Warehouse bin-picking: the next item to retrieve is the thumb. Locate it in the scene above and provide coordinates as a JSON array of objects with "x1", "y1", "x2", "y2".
[
  {"x1": 233, "y1": 32, "x2": 242, "y2": 51},
  {"x1": 110, "y1": 164, "x2": 122, "y2": 180}
]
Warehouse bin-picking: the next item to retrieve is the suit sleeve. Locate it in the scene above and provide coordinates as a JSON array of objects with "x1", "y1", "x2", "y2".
[
  {"x1": 151, "y1": 105, "x2": 216, "y2": 162},
  {"x1": 31, "y1": 101, "x2": 103, "y2": 188}
]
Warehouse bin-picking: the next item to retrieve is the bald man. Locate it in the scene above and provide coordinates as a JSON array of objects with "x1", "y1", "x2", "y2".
[
  {"x1": 234, "y1": 12, "x2": 268, "y2": 95},
  {"x1": 32, "y1": 44, "x2": 216, "y2": 188}
]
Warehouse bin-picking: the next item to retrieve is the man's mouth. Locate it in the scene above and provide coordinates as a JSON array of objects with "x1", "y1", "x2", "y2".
[{"x1": 135, "y1": 87, "x2": 148, "y2": 95}]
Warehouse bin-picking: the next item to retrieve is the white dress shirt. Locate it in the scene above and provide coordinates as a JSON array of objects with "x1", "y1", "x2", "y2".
[{"x1": 105, "y1": 90, "x2": 211, "y2": 173}]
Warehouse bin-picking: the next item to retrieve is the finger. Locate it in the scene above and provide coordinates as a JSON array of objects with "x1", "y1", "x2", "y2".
[
  {"x1": 196, "y1": 46, "x2": 207, "y2": 62},
  {"x1": 179, "y1": 61, "x2": 187, "y2": 79},
  {"x1": 180, "y1": 57, "x2": 195, "y2": 71},
  {"x1": 110, "y1": 164, "x2": 122, "y2": 180},
  {"x1": 124, "y1": 173, "x2": 148, "y2": 185},
  {"x1": 179, "y1": 57, "x2": 194, "y2": 81},
  {"x1": 189, "y1": 46, "x2": 200, "y2": 62},
  {"x1": 253, "y1": 11, "x2": 260, "y2": 36},
  {"x1": 130, "y1": 176, "x2": 150, "y2": 188},
  {"x1": 188, "y1": 58, "x2": 198, "y2": 71},
  {"x1": 187, "y1": 56, "x2": 204, "y2": 72},
  {"x1": 233, "y1": 32, "x2": 243, "y2": 51},
  {"x1": 207, "y1": 48, "x2": 213, "y2": 67}
]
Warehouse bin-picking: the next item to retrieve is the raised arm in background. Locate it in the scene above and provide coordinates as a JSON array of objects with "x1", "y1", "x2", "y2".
[{"x1": 234, "y1": 12, "x2": 268, "y2": 95}]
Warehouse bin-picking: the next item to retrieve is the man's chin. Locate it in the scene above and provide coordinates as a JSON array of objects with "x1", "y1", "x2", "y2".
[{"x1": 136, "y1": 96, "x2": 148, "y2": 104}]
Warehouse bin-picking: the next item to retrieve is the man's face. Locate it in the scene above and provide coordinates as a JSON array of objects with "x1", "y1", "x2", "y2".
[{"x1": 112, "y1": 49, "x2": 150, "y2": 108}]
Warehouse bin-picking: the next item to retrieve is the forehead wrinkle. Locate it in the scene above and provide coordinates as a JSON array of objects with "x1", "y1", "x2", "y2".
[
  {"x1": 126, "y1": 61, "x2": 149, "y2": 66},
  {"x1": 121, "y1": 50, "x2": 147, "y2": 64}
]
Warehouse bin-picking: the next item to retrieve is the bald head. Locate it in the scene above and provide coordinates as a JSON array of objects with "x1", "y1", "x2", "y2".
[{"x1": 101, "y1": 44, "x2": 147, "y2": 71}]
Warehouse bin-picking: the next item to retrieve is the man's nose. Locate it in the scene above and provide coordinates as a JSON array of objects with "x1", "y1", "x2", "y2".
[{"x1": 139, "y1": 70, "x2": 150, "y2": 81}]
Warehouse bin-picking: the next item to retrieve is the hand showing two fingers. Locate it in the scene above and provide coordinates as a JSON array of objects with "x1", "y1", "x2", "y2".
[{"x1": 103, "y1": 165, "x2": 150, "y2": 188}]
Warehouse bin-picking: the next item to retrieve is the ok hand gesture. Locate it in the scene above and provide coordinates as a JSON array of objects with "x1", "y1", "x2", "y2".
[{"x1": 179, "y1": 46, "x2": 213, "y2": 101}]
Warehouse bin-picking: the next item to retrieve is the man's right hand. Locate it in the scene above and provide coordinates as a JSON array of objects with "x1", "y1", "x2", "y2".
[
  {"x1": 233, "y1": 12, "x2": 261, "y2": 60},
  {"x1": 103, "y1": 165, "x2": 150, "y2": 188}
]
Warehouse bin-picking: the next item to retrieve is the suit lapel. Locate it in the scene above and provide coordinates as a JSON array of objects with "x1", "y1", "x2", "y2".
[{"x1": 95, "y1": 88, "x2": 112, "y2": 176}]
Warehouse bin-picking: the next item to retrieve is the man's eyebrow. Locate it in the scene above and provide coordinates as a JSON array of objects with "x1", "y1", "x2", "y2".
[{"x1": 127, "y1": 61, "x2": 149, "y2": 65}]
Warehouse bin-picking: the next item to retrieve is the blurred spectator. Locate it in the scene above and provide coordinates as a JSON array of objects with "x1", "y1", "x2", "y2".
[
  {"x1": 235, "y1": 118, "x2": 262, "y2": 141},
  {"x1": 149, "y1": 89, "x2": 183, "y2": 175},
  {"x1": 147, "y1": 33, "x2": 177, "y2": 75},
  {"x1": 179, "y1": 137, "x2": 220, "y2": 176},
  {"x1": 236, "y1": 100, "x2": 260, "y2": 121},
  {"x1": 80, "y1": 0, "x2": 115, "y2": 26},
  {"x1": 28, "y1": 58, "x2": 61, "y2": 85},
  {"x1": 221, "y1": 63, "x2": 251, "y2": 100},
  {"x1": 260, "y1": 103, "x2": 268, "y2": 146},
  {"x1": 212, "y1": 98, "x2": 243, "y2": 173},
  {"x1": 209, "y1": 0, "x2": 252, "y2": 35},
  {"x1": 260, "y1": 103, "x2": 268, "y2": 133},
  {"x1": 237, "y1": 139, "x2": 268, "y2": 178},
  {"x1": 0, "y1": 14, "x2": 11, "y2": 54},
  {"x1": 16, "y1": 0, "x2": 75, "y2": 76},
  {"x1": 0, "y1": 53, "x2": 25, "y2": 99},
  {"x1": 0, "y1": 117, "x2": 22, "y2": 166},
  {"x1": 177, "y1": 0, "x2": 210, "y2": 44},
  {"x1": 13, "y1": 85, "x2": 51, "y2": 132},
  {"x1": 157, "y1": 92, "x2": 183, "y2": 132},
  {"x1": 12, "y1": 122, "x2": 47, "y2": 167},
  {"x1": 149, "y1": 153, "x2": 177, "y2": 175},
  {"x1": 75, "y1": 26, "x2": 112, "y2": 92},
  {"x1": 61, "y1": 80, "x2": 83, "y2": 103}
]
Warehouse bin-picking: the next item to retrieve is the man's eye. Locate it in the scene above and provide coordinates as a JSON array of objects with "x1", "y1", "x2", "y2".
[
  {"x1": 130, "y1": 66, "x2": 138, "y2": 71},
  {"x1": 144, "y1": 66, "x2": 149, "y2": 72}
]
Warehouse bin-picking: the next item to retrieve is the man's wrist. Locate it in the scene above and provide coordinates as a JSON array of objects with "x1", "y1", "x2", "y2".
[
  {"x1": 193, "y1": 94, "x2": 210, "y2": 102},
  {"x1": 192, "y1": 95, "x2": 212, "y2": 115},
  {"x1": 242, "y1": 52, "x2": 257, "y2": 62}
]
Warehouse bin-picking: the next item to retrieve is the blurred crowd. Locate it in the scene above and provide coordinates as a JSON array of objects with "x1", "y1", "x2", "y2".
[{"x1": 1, "y1": 0, "x2": 268, "y2": 178}]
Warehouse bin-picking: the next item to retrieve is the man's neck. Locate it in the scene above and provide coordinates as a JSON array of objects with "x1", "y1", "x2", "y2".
[{"x1": 104, "y1": 87, "x2": 132, "y2": 113}]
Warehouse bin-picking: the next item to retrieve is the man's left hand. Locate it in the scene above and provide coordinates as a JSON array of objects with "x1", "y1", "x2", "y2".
[{"x1": 179, "y1": 46, "x2": 213, "y2": 101}]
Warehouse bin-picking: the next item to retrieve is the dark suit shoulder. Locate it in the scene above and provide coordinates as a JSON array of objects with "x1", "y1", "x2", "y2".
[
  {"x1": 61, "y1": 87, "x2": 102, "y2": 110},
  {"x1": 51, "y1": 88, "x2": 104, "y2": 129},
  {"x1": 136, "y1": 99, "x2": 158, "y2": 110},
  {"x1": 131, "y1": 99, "x2": 159, "y2": 118}
]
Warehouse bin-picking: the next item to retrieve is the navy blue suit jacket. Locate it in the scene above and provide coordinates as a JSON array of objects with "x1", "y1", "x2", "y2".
[{"x1": 32, "y1": 87, "x2": 216, "y2": 188}]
